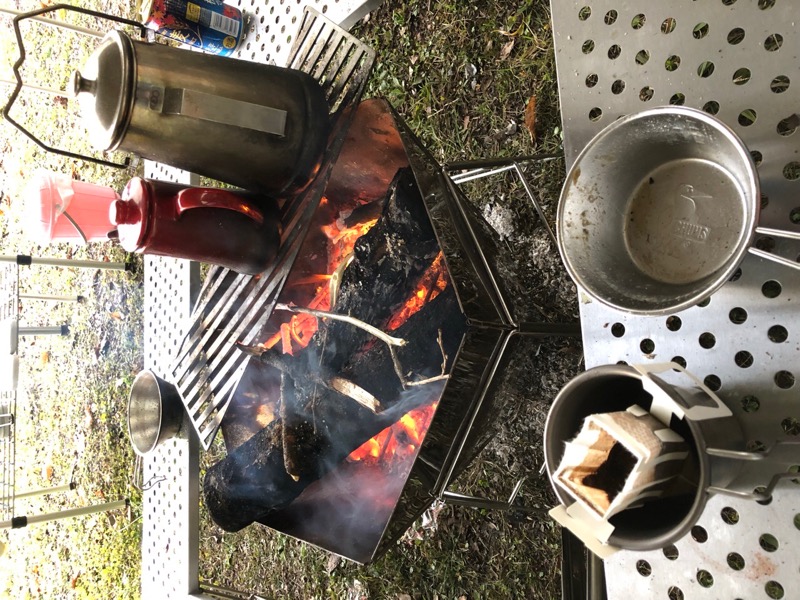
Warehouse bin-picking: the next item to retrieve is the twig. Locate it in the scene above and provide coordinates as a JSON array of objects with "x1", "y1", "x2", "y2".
[{"x1": 275, "y1": 303, "x2": 407, "y2": 347}]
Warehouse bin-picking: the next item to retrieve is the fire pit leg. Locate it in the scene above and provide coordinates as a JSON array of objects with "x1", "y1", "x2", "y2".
[{"x1": 440, "y1": 477, "x2": 547, "y2": 514}]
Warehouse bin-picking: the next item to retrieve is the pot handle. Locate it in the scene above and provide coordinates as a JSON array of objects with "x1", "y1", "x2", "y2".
[
  {"x1": 175, "y1": 188, "x2": 264, "y2": 225},
  {"x1": 161, "y1": 88, "x2": 288, "y2": 137},
  {"x1": 748, "y1": 226, "x2": 800, "y2": 271},
  {"x1": 1, "y1": 4, "x2": 147, "y2": 169}
]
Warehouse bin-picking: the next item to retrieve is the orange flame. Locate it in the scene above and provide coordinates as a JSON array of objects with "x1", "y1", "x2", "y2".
[
  {"x1": 387, "y1": 252, "x2": 448, "y2": 331},
  {"x1": 347, "y1": 401, "x2": 438, "y2": 466}
]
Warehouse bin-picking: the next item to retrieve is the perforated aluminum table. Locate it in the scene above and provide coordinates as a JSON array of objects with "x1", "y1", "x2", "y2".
[
  {"x1": 551, "y1": 1, "x2": 799, "y2": 599},
  {"x1": 140, "y1": 2, "x2": 378, "y2": 598}
]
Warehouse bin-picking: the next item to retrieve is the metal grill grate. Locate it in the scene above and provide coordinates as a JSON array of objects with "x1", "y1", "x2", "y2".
[
  {"x1": 551, "y1": 1, "x2": 800, "y2": 597},
  {"x1": 169, "y1": 8, "x2": 375, "y2": 450}
]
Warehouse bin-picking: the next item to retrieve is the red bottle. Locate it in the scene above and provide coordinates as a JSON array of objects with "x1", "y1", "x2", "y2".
[{"x1": 111, "y1": 178, "x2": 281, "y2": 275}]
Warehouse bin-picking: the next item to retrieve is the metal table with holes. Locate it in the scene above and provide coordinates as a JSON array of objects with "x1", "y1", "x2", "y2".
[
  {"x1": 140, "y1": 2, "x2": 379, "y2": 598},
  {"x1": 551, "y1": 1, "x2": 799, "y2": 598}
]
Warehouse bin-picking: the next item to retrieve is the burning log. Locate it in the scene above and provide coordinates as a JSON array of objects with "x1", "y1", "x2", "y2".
[
  {"x1": 204, "y1": 286, "x2": 465, "y2": 531},
  {"x1": 205, "y1": 169, "x2": 468, "y2": 531}
]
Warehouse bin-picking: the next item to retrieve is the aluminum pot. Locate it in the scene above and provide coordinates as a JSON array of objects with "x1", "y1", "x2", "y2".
[
  {"x1": 544, "y1": 363, "x2": 745, "y2": 552},
  {"x1": 557, "y1": 106, "x2": 799, "y2": 315},
  {"x1": 127, "y1": 369, "x2": 184, "y2": 456},
  {"x1": 72, "y1": 30, "x2": 331, "y2": 196}
]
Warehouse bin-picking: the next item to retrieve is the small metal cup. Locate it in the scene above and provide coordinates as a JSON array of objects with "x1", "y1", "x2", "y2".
[
  {"x1": 557, "y1": 106, "x2": 759, "y2": 315},
  {"x1": 127, "y1": 369, "x2": 185, "y2": 455}
]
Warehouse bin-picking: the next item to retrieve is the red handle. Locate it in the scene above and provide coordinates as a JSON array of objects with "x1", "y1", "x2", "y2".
[{"x1": 175, "y1": 188, "x2": 264, "y2": 225}]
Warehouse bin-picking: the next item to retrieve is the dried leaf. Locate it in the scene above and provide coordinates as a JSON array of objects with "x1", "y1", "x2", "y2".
[
  {"x1": 109, "y1": 310, "x2": 123, "y2": 321},
  {"x1": 500, "y1": 38, "x2": 515, "y2": 61},
  {"x1": 45, "y1": 465, "x2": 54, "y2": 480},
  {"x1": 40, "y1": 350, "x2": 50, "y2": 365},
  {"x1": 524, "y1": 95, "x2": 537, "y2": 141}
]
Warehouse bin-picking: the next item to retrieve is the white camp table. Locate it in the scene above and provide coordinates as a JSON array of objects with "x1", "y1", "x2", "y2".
[{"x1": 550, "y1": 1, "x2": 800, "y2": 598}]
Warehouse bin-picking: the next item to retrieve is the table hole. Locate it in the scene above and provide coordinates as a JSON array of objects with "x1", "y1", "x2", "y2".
[
  {"x1": 585, "y1": 73, "x2": 599, "y2": 88},
  {"x1": 777, "y1": 116, "x2": 797, "y2": 137},
  {"x1": 698, "y1": 61, "x2": 715, "y2": 77},
  {"x1": 771, "y1": 75, "x2": 790, "y2": 93},
  {"x1": 765, "y1": 33, "x2": 784, "y2": 51},
  {"x1": 765, "y1": 581, "x2": 784, "y2": 599},
  {"x1": 782, "y1": 418, "x2": 800, "y2": 436},
  {"x1": 635, "y1": 49, "x2": 650, "y2": 65},
  {"x1": 727, "y1": 552, "x2": 745, "y2": 570},
  {"x1": 611, "y1": 79, "x2": 625, "y2": 94},
  {"x1": 738, "y1": 109, "x2": 757, "y2": 126},
  {"x1": 784, "y1": 162, "x2": 800, "y2": 180},
  {"x1": 589, "y1": 107, "x2": 603, "y2": 121},
  {"x1": 761, "y1": 194, "x2": 770, "y2": 209},
  {"x1": 699, "y1": 332, "x2": 716, "y2": 348},
  {"x1": 661, "y1": 17, "x2": 677, "y2": 34},
  {"x1": 747, "y1": 440, "x2": 767, "y2": 452},
  {"x1": 578, "y1": 6, "x2": 592, "y2": 20},
  {"x1": 727, "y1": 27, "x2": 745, "y2": 45},
  {"x1": 755, "y1": 486, "x2": 773, "y2": 505},
  {"x1": 697, "y1": 569, "x2": 714, "y2": 588},
  {"x1": 722, "y1": 0, "x2": 737, "y2": 4},
  {"x1": 582, "y1": 39, "x2": 595, "y2": 54},
  {"x1": 735, "y1": 350, "x2": 753, "y2": 368},
  {"x1": 631, "y1": 13, "x2": 646, "y2": 29},
  {"x1": 693, "y1": 23, "x2": 709, "y2": 39},
  {"x1": 697, "y1": 297, "x2": 711, "y2": 307},
  {"x1": 611, "y1": 323, "x2": 625, "y2": 337},
  {"x1": 751, "y1": 150, "x2": 763, "y2": 166},
  {"x1": 790, "y1": 207, "x2": 800, "y2": 223},
  {"x1": 636, "y1": 559, "x2": 652, "y2": 576},
  {"x1": 669, "y1": 93, "x2": 686, "y2": 106},
  {"x1": 758, "y1": 0, "x2": 776, "y2": 9},
  {"x1": 795, "y1": 514, "x2": 800, "y2": 530},
  {"x1": 639, "y1": 86, "x2": 654, "y2": 101},
  {"x1": 762, "y1": 280, "x2": 782, "y2": 298},
  {"x1": 704, "y1": 374, "x2": 721, "y2": 391},
  {"x1": 666, "y1": 316, "x2": 682, "y2": 331},
  {"x1": 769, "y1": 325, "x2": 788, "y2": 343},
  {"x1": 665, "y1": 55, "x2": 681, "y2": 71},
  {"x1": 733, "y1": 67, "x2": 751, "y2": 85},
  {"x1": 741, "y1": 395, "x2": 760, "y2": 413},
  {"x1": 760, "y1": 533, "x2": 780, "y2": 552},
  {"x1": 729, "y1": 307, "x2": 747, "y2": 324},
  {"x1": 775, "y1": 371, "x2": 795, "y2": 390},
  {"x1": 757, "y1": 236, "x2": 776, "y2": 252},
  {"x1": 691, "y1": 525, "x2": 708, "y2": 542},
  {"x1": 702, "y1": 100, "x2": 720, "y2": 115},
  {"x1": 663, "y1": 544, "x2": 679, "y2": 560},
  {"x1": 604, "y1": 10, "x2": 618, "y2": 25},
  {"x1": 667, "y1": 586, "x2": 684, "y2": 600},
  {"x1": 608, "y1": 44, "x2": 621, "y2": 59},
  {"x1": 640, "y1": 338, "x2": 655, "y2": 354},
  {"x1": 671, "y1": 356, "x2": 687, "y2": 369},
  {"x1": 616, "y1": 360, "x2": 629, "y2": 366},
  {"x1": 721, "y1": 506, "x2": 739, "y2": 524}
]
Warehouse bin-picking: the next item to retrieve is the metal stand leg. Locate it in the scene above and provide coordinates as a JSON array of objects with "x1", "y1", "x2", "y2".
[
  {"x1": 20, "y1": 293, "x2": 85, "y2": 303},
  {"x1": 13, "y1": 482, "x2": 76, "y2": 500},
  {"x1": 0, "y1": 499, "x2": 129, "y2": 529},
  {"x1": 440, "y1": 477, "x2": 548, "y2": 514},
  {"x1": 18, "y1": 324, "x2": 69, "y2": 336}
]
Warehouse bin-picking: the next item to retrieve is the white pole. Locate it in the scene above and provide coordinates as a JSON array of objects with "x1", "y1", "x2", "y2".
[
  {"x1": 13, "y1": 483, "x2": 76, "y2": 500},
  {"x1": 18, "y1": 325, "x2": 68, "y2": 336},
  {"x1": 0, "y1": 499, "x2": 129, "y2": 529},
  {"x1": 20, "y1": 293, "x2": 84, "y2": 303},
  {"x1": 0, "y1": 255, "x2": 129, "y2": 272}
]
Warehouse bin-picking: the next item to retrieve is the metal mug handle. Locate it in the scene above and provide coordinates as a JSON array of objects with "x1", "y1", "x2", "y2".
[
  {"x1": 748, "y1": 226, "x2": 800, "y2": 271},
  {"x1": 1, "y1": 4, "x2": 147, "y2": 169},
  {"x1": 175, "y1": 188, "x2": 264, "y2": 225}
]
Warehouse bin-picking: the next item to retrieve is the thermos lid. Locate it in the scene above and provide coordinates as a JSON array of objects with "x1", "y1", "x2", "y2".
[
  {"x1": 110, "y1": 178, "x2": 151, "y2": 252},
  {"x1": 71, "y1": 31, "x2": 135, "y2": 151}
]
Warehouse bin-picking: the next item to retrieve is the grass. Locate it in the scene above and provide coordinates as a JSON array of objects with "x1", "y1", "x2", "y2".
[{"x1": 1, "y1": 0, "x2": 571, "y2": 598}]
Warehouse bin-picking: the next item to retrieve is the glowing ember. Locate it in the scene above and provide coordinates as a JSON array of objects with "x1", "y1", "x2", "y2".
[
  {"x1": 347, "y1": 402, "x2": 438, "y2": 467},
  {"x1": 387, "y1": 252, "x2": 447, "y2": 331}
]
